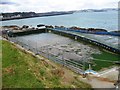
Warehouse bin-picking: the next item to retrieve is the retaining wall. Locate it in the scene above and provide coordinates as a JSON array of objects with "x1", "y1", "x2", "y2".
[{"x1": 10, "y1": 29, "x2": 46, "y2": 37}]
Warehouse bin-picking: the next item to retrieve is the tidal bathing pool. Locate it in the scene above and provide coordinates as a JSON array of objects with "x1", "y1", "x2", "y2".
[
  {"x1": 11, "y1": 33, "x2": 101, "y2": 66},
  {"x1": 9, "y1": 32, "x2": 120, "y2": 71}
]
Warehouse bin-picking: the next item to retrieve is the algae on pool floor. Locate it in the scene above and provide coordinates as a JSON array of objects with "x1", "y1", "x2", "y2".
[{"x1": 91, "y1": 49, "x2": 120, "y2": 71}]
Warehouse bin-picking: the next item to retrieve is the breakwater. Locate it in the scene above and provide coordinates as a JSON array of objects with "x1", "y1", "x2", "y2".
[{"x1": 53, "y1": 27, "x2": 120, "y2": 37}]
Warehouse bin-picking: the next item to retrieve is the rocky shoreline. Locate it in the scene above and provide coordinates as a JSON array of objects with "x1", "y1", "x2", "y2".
[{"x1": 1, "y1": 25, "x2": 120, "y2": 36}]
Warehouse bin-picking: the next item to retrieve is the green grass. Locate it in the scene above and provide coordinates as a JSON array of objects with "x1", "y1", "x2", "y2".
[
  {"x1": 2, "y1": 40, "x2": 91, "y2": 88},
  {"x1": 2, "y1": 40, "x2": 44, "y2": 88},
  {"x1": 91, "y1": 49, "x2": 120, "y2": 71}
]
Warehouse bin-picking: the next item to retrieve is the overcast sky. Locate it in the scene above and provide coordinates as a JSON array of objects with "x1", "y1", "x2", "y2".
[{"x1": 0, "y1": 0, "x2": 119, "y2": 13}]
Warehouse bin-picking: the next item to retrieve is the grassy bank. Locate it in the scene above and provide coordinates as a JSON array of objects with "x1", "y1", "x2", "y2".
[{"x1": 2, "y1": 40, "x2": 91, "y2": 88}]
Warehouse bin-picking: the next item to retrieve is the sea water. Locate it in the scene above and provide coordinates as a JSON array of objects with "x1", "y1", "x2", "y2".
[{"x1": 1, "y1": 11, "x2": 118, "y2": 31}]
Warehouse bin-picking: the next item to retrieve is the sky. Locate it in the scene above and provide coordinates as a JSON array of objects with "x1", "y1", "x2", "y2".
[{"x1": 0, "y1": 0, "x2": 119, "y2": 13}]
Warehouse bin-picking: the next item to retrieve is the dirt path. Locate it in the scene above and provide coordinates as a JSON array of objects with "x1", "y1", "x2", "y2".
[
  {"x1": 79, "y1": 67, "x2": 119, "y2": 88},
  {"x1": 87, "y1": 78, "x2": 114, "y2": 88},
  {"x1": 97, "y1": 67, "x2": 118, "y2": 81},
  {"x1": 79, "y1": 75, "x2": 115, "y2": 88}
]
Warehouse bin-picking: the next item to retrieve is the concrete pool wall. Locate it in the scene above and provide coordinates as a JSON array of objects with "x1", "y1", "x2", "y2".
[{"x1": 9, "y1": 28, "x2": 120, "y2": 54}]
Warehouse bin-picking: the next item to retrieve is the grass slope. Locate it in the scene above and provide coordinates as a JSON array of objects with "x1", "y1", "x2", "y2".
[
  {"x1": 92, "y1": 49, "x2": 120, "y2": 71},
  {"x1": 2, "y1": 40, "x2": 91, "y2": 88}
]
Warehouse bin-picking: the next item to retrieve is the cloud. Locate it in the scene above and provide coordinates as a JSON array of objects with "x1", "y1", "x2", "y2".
[
  {"x1": 0, "y1": 0, "x2": 19, "y2": 5},
  {"x1": 1, "y1": 0, "x2": 119, "y2": 13},
  {"x1": 0, "y1": 2, "x2": 14, "y2": 5}
]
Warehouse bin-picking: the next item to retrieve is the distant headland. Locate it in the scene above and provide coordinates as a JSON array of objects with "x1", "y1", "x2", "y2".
[
  {"x1": 0, "y1": 8, "x2": 118, "y2": 21},
  {"x1": 0, "y1": 11, "x2": 74, "y2": 21}
]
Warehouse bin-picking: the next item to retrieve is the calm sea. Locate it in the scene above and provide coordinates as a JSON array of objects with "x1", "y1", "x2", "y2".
[{"x1": 1, "y1": 11, "x2": 118, "y2": 31}]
